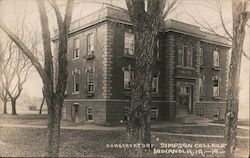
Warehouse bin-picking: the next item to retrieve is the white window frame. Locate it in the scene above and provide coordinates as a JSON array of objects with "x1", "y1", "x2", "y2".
[
  {"x1": 213, "y1": 50, "x2": 220, "y2": 68},
  {"x1": 87, "y1": 33, "x2": 94, "y2": 55},
  {"x1": 73, "y1": 70, "x2": 80, "y2": 94},
  {"x1": 152, "y1": 74, "x2": 159, "y2": 93},
  {"x1": 213, "y1": 77, "x2": 220, "y2": 97},
  {"x1": 185, "y1": 45, "x2": 193, "y2": 67},
  {"x1": 123, "y1": 69, "x2": 134, "y2": 89},
  {"x1": 124, "y1": 32, "x2": 135, "y2": 55},
  {"x1": 200, "y1": 47, "x2": 204, "y2": 65},
  {"x1": 123, "y1": 107, "x2": 129, "y2": 121},
  {"x1": 150, "y1": 108, "x2": 158, "y2": 121},
  {"x1": 178, "y1": 43, "x2": 184, "y2": 66},
  {"x1": 199, "y1": 107, "x2": 203, "y2": 116},
  {"x1": 213, "y1": 108, "x2": 220, "y2": 119},
  {"x1": 73, "y1": 38, "x2": 80, "y2": 59},
  {"x1": 86, "y1": 67, "x2": 95, "y2": 94},
  {"x1": 156, "y1": 39, "x2": 160, "y2": 60},
  {"x1": 199, "y1": 77, "x2": 204, "y2": 96},
  {"x1": 86, "y1": 107, "x2": 93, "y2": 121}
]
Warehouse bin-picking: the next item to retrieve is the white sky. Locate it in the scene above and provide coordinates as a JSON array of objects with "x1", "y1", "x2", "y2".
[{"x1": 0, "y1": 0, "x2": 249, "y2": 118}]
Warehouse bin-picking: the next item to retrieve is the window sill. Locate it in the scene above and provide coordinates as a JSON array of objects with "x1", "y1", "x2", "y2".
[
  {"x1": 213, "y1": 96, "x2": 222, "y2": 100},
  {"x1": 123, "y1": 54, "x2": 136, "y2": 59},
  {"x1": 86, "y1": 92, "x2": 94, "y2": 97},
  {"x1": 72, "y1": 57, "x2": 80, "y2": 61},
  {"x1": 151, "y1": 92, "x2": 161, "y2": 97},
  {"x1": 213, "y1": 67, "x2": 221, "y2": 71},
  {"x1": 85, "y1": 54, "x2": 95, "y2": 60},
  {"x1": 86, "y1": 120, "x2": 94, "y2": 123},
  {"x1": 176, "y1": 66, "x2": 195, "y2": 70},
  {"x1": 199, "y1": 95, "x2": 205, "y2": 101},
  {"x1": 72, "y1": 92, "x2": 80, "y2": 95},
  {"x1": 122, "y1": 91, "x2": 131, "y2": 96}
]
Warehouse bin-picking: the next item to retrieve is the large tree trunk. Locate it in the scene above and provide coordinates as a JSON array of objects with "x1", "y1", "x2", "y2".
[
  {"x1": 44, "y1": 96, "x2": 63, "y2": 157},
  {"x1": 3, "y1": 101, "x2": 7, "y2": 114},
  {"x1": 224, "y1": 0, "x2": 248, "y2": 157},
  {"x1": 125, "y1": 1, "x2": 170, "y2": 157},
  {"x1": 11, "y1": 98, "x2": 17, "y2": 115},
  {"x1": 127, "y1": 32, "x2": 157, "y2": 146}
]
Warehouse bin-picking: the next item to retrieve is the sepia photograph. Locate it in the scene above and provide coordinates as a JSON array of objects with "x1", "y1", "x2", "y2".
[{"x1": 0, "y1": 0, "x2": 249, "y2": 157}]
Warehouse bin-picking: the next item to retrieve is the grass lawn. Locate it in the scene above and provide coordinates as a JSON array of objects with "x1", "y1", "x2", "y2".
[
  {"x1": 0, "y1": 127, "x2": 248, "y2": 157},
  {"x1": 212, "y1": 119, "x2": 249, "y2": 127},
  {"x1": 151, "y1": 125, "x2": 249, "y2": 136}
]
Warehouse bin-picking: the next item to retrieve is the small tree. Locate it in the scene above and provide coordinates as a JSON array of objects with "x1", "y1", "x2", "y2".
[
  {"x1": 0, "y1": 0, "x2": 74, "y2": 156},
  {"x1": 0, "y1": 42, "x2": 10, "y2": 114},
  {"x1": 0, "y1": 41, "x2": 32, "y2": 115}
]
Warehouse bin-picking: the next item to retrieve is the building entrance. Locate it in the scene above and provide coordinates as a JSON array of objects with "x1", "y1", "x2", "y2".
[{"x1": 178, "y1": 86, "x2": 193, "y2": 115}]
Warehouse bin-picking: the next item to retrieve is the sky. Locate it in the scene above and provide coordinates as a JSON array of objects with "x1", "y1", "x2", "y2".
[{"x1": 0, "y1": 0, "x2": 249, "y2": 118}]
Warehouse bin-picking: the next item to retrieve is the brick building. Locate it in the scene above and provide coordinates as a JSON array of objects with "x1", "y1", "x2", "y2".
[{"x1": 53, "y1": 6, "x2": 230, "y2": 125}]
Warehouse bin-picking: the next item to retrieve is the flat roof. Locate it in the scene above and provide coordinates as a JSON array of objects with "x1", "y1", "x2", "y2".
[{"x1": 53, "y1": 5, "x2": 231, "y2": 47}]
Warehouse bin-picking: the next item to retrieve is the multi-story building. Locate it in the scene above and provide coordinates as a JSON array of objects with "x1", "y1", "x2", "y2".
[{"x1": 53, "y1": 6, "x2": 230, "y2": 125}]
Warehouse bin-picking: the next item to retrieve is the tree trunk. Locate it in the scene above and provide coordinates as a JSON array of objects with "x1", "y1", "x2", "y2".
[
  {"x1": 44, "y1": 96, "x2": 63, "y2": 157},
  {"x1": 39, "y1": 97, "x2": 45, "y2": 114},
  {"x1": 127, "y1": 26, "x2": 159, "y2": 157},
  {"x1": 11, "y1": 98, "x2": 17, "y2": 115},
  {"x1": 224, "y1": 0, "x2": 248, "y2": 157},
  {"x1": 124, "y1": 1, "x2": 167, "y2": 157},
  {"x1": 3, "y1": 101, "x2": 7, "y2": 114}
]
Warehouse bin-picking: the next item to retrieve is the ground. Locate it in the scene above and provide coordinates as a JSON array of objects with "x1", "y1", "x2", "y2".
[{"x1": 0, "y1": 114, "x2": 249, "y2": 157}]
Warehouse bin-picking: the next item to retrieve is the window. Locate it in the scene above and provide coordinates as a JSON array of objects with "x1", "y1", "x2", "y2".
[
  {"x1": 185, "y1": 45, "x2": 193, "y2": 66},
  {"x1": 213, "y1": 77, "x2": 219, "y2": 97},
  {"x1": 62, "y1": 106, "x2": 66, "y2": 119},
  {"x1": 179, "y1": 86, "x2": 189, "y2": 95},
  {"x1": 151, "y1": 108, "x2": 158, "y2": 120},
  {"x1": 65, "y1": 83, "x2": 68, "y2": 95},
  {"x1": 123, "y1": 69, "x2": 134, "y2": 89},
  {"x1": 178, "y1": 43, "x2": 193, "y2": 67},
  {"x1": 152, "y1": 74, "x2": 159, "y2": 93},
  {"x1": 73, "y1": 70, "x2": 80, "y2": 93},
  {"x1": 73, "y1": 38, "x2": 80, "y2": 59},
  {"x1": 199, "y1": 107, "x2": 203, "y2": 116},
  {"x1": 213, "y1": 108, "x2": 220, "y2": 119},
  {"x1": 86, "y1": 67, "x2": 94, "y2": 94},
  {"x1": 87, "y1": 33, "x2": 94, "y2": 55},
  {"x1": 155, "y1": 39, "x2": 160, "y2": 60},
  {"x1": 123, "y1": 107, "x2": 128, "y2": 121},
  {"x1": 177, "y1": 43, "x2": 184, "y2": 66},
  {"x1": 199, "y1": 77, "x2": 204, "y2": 96},
  {"x1": 200, "y1": 47, "x2": 204, "y2": 65},
  {"x1": 124, "y1": 32, "x2": 135, "y2": 55},
  {"x1": 213, "y1": 50, "x2": 219, "y2": 67},
  {"x1": 87, "y1": 107, "x2": 93, "y2": 121}
]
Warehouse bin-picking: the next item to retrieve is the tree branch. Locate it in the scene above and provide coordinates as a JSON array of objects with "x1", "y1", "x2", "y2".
[
  {"x1": 217, "y1": 1, "x2": 233, "y2": 40},
  {"x1": 162, "y1": 0, "x2": 179, "y2": 20},
  {"x1": 0, "y1": 20, "x2": 45, "y2": 80},
  {"x1": 48, "y1": 0, "x2": 64, "y2": 32}
]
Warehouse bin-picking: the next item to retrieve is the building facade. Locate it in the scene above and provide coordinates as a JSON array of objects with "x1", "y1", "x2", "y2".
[{"x1": 53, "y1": 6, "x2": 230, "y2": 125}]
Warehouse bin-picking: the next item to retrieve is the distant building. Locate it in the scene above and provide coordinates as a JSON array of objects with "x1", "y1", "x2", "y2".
[{"x1": 53, "y1": 6, "x2": 230, "y2": 125}]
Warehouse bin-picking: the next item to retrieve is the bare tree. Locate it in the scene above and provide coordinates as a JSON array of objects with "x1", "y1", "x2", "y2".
[
  {"x1": 0, "y1": 40, "x2": 32, "y2": 115},
  {"x1": 0, "y1": 42, "x2": 10, "y2": 114},
  {"x1": 186, "y1": 1, "x2": 249, "y2": 157},
  {"x1": 124, "y1": 0, "x2": 178, "y2": 156},
  {"x1": 0, "y1": 0, "x2": 74, "y2": 157},
  {"x1": 225, "y1": 0, "x2": 249, "y2": 157}
]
